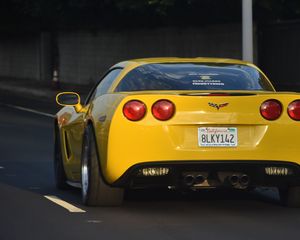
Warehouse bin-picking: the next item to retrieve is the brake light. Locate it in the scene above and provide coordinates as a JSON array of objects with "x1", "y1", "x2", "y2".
[
  {"x1": 123, "y1": 100, "x2": 146, "y2": 121},
  {"x1": 260, "y1": 99, "x2": 282, "y2": 120},
  {"x1": 152, "y1": 100, "x2": 175, "y2": 121},
  {"x1": 288, "y1": 100, "x2": 300, "y2": 121}
]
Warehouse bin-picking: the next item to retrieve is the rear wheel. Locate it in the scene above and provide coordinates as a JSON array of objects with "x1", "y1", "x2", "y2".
[
  {"x1": 81, "y1": 124, "x2": 124, "y2": 206},
  {"x1": 54, "y1": 124, "x2": 69, "y2": 189},
  {"x1": 279, "y1": 186, "x2": 300, "y2": 207}
]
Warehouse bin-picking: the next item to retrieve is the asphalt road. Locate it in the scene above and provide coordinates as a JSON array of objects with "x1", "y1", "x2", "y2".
[{"x1": 1, "y1": 97, "x2": 300, "y2": 240}]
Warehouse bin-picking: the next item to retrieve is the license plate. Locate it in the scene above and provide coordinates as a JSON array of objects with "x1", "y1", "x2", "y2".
[{"x1": 198, "y1": 127, "x2": 238, "y2": 147}]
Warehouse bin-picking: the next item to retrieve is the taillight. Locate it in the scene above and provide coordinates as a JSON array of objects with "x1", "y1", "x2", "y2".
[
  {"x1": 152, "y1": 100, "x2": 175, "y2": 121},
  {"x1": 123, "y1": 100, "x2": 146, "y2": 121},
  {"x1": 260, "y1": 99, "x2": 282, "y2": 120},
  {"x1": 288, "y1": 100, "x2": 300, "y2": 121}
]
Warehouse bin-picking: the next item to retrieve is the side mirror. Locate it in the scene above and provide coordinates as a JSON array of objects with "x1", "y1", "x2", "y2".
[{"x1": 56, "y1": 92, "x2": 83, "y2": 112}]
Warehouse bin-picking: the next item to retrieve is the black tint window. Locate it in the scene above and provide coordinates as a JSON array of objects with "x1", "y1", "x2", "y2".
[
  {"x1": 94, "y1": 68, "x2": 122, "y2": 98},
  {"x1": 115, "y1": 63, "x2": 273, "y2": 92}
]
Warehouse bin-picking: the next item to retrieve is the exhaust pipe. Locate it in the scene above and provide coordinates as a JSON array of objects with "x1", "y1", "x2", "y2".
[
  {"x1": 194, "y1": 174, "x2": 206, "y2": 184},
  {"x1": 229, "y1": 174, "x2": 239, "y2": 186},
  {"x1": 239, "y1": 174, "x2": 249, "y2": 186},
  {"x1": 183, "y1": 175, "x2": 195, "y2": 186}
]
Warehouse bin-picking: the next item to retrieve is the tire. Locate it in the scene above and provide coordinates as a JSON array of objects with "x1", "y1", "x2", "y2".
[
  {"x1": 279, "y1": 186, "x2": 300, "y2": 207},
  {"x1": 81, "y1": 124, "x2": 124, "y2": 206},
  {"x1": 54, "y1": 124, "x2": 69, "y2": 189}
]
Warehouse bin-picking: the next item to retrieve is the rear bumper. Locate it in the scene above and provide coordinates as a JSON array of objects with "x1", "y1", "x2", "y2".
[{"x1": 112, "y1": 160, "x2": 300, "y2": 189}]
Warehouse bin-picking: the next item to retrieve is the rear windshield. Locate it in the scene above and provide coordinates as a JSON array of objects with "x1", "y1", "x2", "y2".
[{"x1": 115, "y1": 63, "x2": 274, "y2": 92}]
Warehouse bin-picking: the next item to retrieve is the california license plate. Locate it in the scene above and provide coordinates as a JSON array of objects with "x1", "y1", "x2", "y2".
[{"x1": 198, "y1": 127, "x2": 238, "y2": 147}]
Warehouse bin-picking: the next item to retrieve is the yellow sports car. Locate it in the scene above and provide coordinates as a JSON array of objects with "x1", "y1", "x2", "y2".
[{"x1": 55, "y1": 57, "x2": 300, "y2": 207}]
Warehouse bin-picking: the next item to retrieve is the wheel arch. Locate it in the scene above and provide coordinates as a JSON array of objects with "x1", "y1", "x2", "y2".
[{"x1": 84, "y1": 121, "x2": 112, "y2": 186}]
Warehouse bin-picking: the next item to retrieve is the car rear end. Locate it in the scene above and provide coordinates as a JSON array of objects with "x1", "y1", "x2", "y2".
[{"x1": 105, "y1": 91, "x2": 300, "y2": 190}]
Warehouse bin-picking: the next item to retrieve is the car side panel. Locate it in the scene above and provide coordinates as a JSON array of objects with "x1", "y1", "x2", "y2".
[
  {"x1": 56, "y1": 106, "x2": 85, "y2": 181},
  {"x1": 90, "y1": 93, "x2": 128, "y2": 179}
]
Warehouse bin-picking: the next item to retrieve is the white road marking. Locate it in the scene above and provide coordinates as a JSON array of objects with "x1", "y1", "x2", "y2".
[
  {"x1": 0, "y1": 103, "x2": 55, "y2": 118},
  {"x1": 87, "y1": 220, "x2": 102, "y2": 224},
  {"x1": 5, "y1": 174, "x2": 16, "y2": 177},
  {"x1": 0, "y1": 166, "x2": 4, "y2": 169},
  {"x1": 44, "y1": 195, "x2": 86, "y2": 213}
]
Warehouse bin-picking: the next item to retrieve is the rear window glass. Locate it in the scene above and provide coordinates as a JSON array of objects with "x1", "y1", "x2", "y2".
[{"x1": 115, "y1": 63, "x2": 273, "y2": 92}]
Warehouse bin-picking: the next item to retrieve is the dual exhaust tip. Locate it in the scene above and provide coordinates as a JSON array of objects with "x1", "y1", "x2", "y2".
[
  {"x1": 183, "y1": 174, "x2": 206, "y2": 186},
  {"x1": 229, "y1": 174, "x2": 250, "y2": 186},
  {"x1": 183, "y1": 173, "x2": 250, "y2": 188}
]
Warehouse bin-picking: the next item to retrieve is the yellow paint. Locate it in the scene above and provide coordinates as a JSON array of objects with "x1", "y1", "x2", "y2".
[
  {"x1": 55, "y1": 57, "x2": 300, "y2": 184},
  {"x1": 105, "y1": 92, "x2": 300, "y2": 182}
]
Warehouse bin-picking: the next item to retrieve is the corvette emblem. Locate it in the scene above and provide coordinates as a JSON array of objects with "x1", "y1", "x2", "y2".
[{"x1": 208, "y1": 102, "x2": 229, "y2": 110}]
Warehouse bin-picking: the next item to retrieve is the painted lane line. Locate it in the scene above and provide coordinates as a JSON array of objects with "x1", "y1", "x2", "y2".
[
  {"x1": 0, "y1": 166, "x2": 4, "y2": 169},
  {"x1": 0, "y1": 103, "x2": 55, "y2": 118},
  {"x1": 44, "y1": 195, "x2": 86, "y2": 213},
  {"x1": 5, "y1": 174, "x2": 16, "y2": 177},
  {"x1": 87, "y1": 220, "x2": 103, "y2": 224}
]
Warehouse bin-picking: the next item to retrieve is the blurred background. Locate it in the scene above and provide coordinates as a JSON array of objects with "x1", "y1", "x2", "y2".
[
  {"x1": 0, "y1": 0, "x2": 300, "y2": 103},
  {"x1": 2, "y1": 2, "x2": 300, "y2": 238}
]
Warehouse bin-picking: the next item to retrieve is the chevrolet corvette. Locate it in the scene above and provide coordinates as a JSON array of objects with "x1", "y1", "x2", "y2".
[{"x1": 55, "y1": 57, "x2": 300, "y2": 206}]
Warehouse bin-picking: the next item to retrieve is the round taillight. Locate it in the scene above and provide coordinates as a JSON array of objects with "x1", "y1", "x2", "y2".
[
  {"x1": 123, "y1": 100, "x2": 146, "y2": 121},
  {"x1": 152, "y1": 100, "x2": 175, "y2": 121},
  {"x1": 260, "y1": 99, "x2": 282, "y2": 120},
  {"x1": 288, "y1": 100, "x2": 300, "y2": 121}
]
